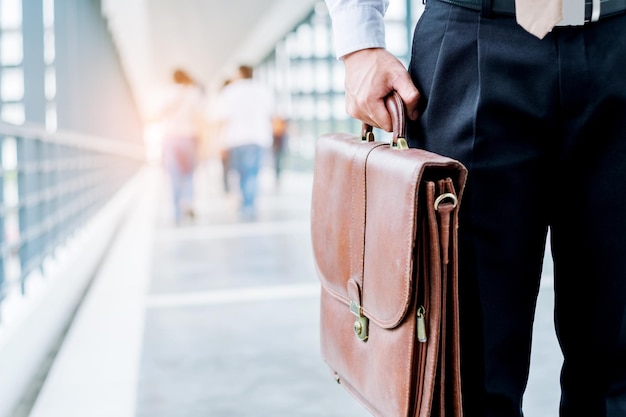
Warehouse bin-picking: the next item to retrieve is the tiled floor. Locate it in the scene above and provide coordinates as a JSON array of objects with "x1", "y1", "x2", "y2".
[
  {"x1": 135, "y1": 161, "x2": 372, "y2": 416},
  {"x1": 28, "y1": 159, "x2": 562, "y2": 417},
  {"x1": 136, "y1": 160, "x2": 562, "y2": 416}
]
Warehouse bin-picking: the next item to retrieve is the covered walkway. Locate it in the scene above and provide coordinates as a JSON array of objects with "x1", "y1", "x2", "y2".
[
  {"x1": 0, "y1": 1, "x2": 564, "y2": 416},
  {"x1": 20, "y1": 161, "x2": 372, "y2": 417},
  {"x1": 14, "y1": 161, "x2": 559, "y2": 417}
]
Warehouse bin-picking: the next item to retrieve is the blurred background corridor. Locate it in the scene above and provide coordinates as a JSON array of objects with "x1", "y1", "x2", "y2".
[{"x1": 0, "y1": 0, "x2": 561, "y2": 416}]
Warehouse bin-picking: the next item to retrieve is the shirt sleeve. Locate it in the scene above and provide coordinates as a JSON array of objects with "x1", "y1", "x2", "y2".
[{"x1": 324, "y1": 0, "x2": 390, "y2": 59}]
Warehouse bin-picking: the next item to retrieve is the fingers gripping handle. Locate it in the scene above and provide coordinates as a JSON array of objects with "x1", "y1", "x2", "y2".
[{"x1": 361, "y1": 92, "x2": 407, "y2": 147}]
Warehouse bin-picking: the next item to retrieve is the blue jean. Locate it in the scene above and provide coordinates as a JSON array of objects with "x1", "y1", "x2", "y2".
[
  {"x1": 163, "y1": 136, "x2": 196, "y2": 222},
  {"x1": 228, "y1": 144, "x2": 263, "y2": 210}
]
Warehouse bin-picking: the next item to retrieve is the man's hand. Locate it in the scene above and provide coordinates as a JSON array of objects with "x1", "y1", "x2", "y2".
[{"x1": 343, "y1": 48, "x2": 420, "y2": 132}]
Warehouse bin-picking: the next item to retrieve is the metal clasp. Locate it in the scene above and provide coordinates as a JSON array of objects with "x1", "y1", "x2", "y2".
[
  {"x1": 362, "y1": 131, "x2": 375, "y2": 142},
  {"x1": 590, "y1": 0, "x2": 601, "y2": 22},
  {"x1": 434, "y1": 192, "x2": 458, "y2": 211},
  {"x1": 391, "y1": 137, "x2": 408, "y2": 150},
  {"x1": 416, "y1": 306, "x2": 427, "y2": 343},
  {"x1": 350, "y1": 300, "x2": 369, "y2": 341},
  {"x1": 556, "y1": 0, "x2": 600, "y2": 26}
]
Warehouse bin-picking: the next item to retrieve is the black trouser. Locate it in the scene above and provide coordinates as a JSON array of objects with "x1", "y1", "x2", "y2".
[{"x1": 407, "y1": 2, "x2": 626, "y2": 415}]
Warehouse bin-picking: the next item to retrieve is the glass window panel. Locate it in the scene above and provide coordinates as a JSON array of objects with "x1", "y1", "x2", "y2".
[
  {"x1": 296, "y1": 24, "x2": 313, "y2": 58},
  {"x1": 256, "y1": 64, "x2": 268, "y2": 84},
  {"x1": 299, "y1": 63, "x2": 314, "y2": 93},
  {"x1": 386, "y1": 22, "x2": 408, "y2": 57},
  {"x1": 1, "y1": 0, "x2": 22, "y2": 29},
  {"x1": 1, "y1": 68, "x2": 24, "y2": 101},
  {"x1": 44, "y1": 29, "x2": 55, "y2": 64},
  {"x1": 267, "y1": 62, "x2": 276, "y2": 84},
  {"x1": 0, "y1": 31, "x2": 23, "y2": 65},
  {"x1": 291, "y1": 96, "x2": 303, "y2": 119},
  {"x1": 316, "y1": 96, "x2": 331, "y2": 120},
  {"x1": 296, "y1": 122, "x2": 316, "y2": 149},
  {"x1": 315, "y1": 60, "x2": 330, "y2": 93},
  {"x1": 290, "y1": 62, "x2": 302, "y2": 92},
  {"x1": 274, "y1": 56, "x2": 289, "y2": 94},
  {"x1": 332, "y1": 61, "x2": 344, "y2": 92},
  {"x1": 276, "y1": 73, "x2": 289, "y2": 96},
  {"x1": 385, "y1": 0, "x2": 407, "y2": 19},
  {"x1": 1, "y1": 103, "x2": 25, "y2": 125},
  {"x1": 288, "y1": 63, "x2": 298, "y2": 92},
  {"x1": 285, "y1": 32, "x2": 298, "y2": 59},
  {"x1": 335, "y1": 118, "x2": 356, "y2": 135},
  {"x1": 300, "y1": 133, "x2": 316, "y2": 157},
  {"x1": 2, "y1": 136, "x2": 17, "y2": 170},
  {"x1": 300, "y1": 96, "x2": 315, "y2": 121},
  {"x1": 313, "y1": 23, "x2": 330, "y2": 57},
  {"x1": 45, "y1": 67, "x2": 56, "y2": 100},
  {"x1": 43, "y1": 0, "x2": 55, "y2": 29},
  {"x1": 46, "y1": 102, "x2": 57, "y2": 131},
  {"x1": 333, "y1": 94, "x2": 348, "y2": 120}
]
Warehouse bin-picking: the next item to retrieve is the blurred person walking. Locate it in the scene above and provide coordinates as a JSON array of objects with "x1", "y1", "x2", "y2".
[
  {"x1": 218, "y1": 78, "x2": 233, "y2": 193},
  {"x1": 152, "y1": 68, "x2": 205, "y2": 224},
  {"x1": 271, "y1": 115, "x2": 288, "y2": 188},
  {"x1": 215, "y1": 65, "x2": 276, "y2": 220}
]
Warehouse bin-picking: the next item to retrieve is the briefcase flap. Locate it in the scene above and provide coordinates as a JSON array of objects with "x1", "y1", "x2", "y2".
[{"x1": 311, "y1": 132, "x2": 465, "y2": 329}]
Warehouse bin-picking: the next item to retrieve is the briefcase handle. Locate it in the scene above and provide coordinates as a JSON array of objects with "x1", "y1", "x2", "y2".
[{"x1": 360, "y1": 91, "x2": 408, "y2": 149}]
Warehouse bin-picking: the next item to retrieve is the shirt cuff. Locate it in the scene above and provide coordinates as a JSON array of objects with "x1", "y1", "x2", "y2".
[{"x1": 328, "y1": 4, "x2": 387, "y2": 59}]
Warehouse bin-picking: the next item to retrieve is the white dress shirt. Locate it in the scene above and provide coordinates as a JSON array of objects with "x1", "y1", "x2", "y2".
[
  {"x1": 215, "y1": 78, "x2": 275, "y2": 148},
  {"x1": 324, "y1": 0, "x2": 390, "y2": 58}
]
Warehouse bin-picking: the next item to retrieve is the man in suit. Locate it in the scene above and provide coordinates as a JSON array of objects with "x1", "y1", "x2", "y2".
[{"x1": 324, "y1": 0, "x2": 626, "y2": 415}]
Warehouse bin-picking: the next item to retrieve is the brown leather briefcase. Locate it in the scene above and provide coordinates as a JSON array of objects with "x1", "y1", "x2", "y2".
[{"x1": 311, "y1": 93, "x2": 467, "y2": 417}]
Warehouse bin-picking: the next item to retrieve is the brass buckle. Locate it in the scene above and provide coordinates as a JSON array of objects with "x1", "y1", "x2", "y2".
[
  {"x1": 556, "y1": 0, "x2": 600, "y2": 25},
  {"x1": 590, "y1": 0, "x2": 601, "y2": 22}
]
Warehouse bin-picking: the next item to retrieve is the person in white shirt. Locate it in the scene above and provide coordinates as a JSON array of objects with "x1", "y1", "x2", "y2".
[
  {"x1": 215, "y1": 65, "x2": 275, "y2": 219},
  {"x1": 324, "y1": 0, "x2": 626, "y2": 416}
]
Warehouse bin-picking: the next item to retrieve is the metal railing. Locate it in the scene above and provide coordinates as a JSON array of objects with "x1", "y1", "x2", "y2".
[{"x1": 0, "y1": 122, "x2": 145, "y2": 320}]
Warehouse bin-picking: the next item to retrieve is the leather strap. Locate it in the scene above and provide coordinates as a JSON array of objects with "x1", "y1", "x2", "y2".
[
  {"x1": 418, "y1": 179, "x2": 463, "y2": 417},
  {"x1": 348, "y1": 141, "x2": 385, "y2": 307}
]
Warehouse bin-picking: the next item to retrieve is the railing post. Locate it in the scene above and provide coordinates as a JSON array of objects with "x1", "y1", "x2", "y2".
[
  {"x1": 0, "y1": 134, "x2": 5, "y2": 315},
  {"x1": 16, "y1": 135, "x2": 40, "y2": 292},
  {"x1": 34, "y1": 139, "x2": 45, "y2": 270},
  {"x1": 0, "y1": 122, "x2": 145, "y2": 322},
  {"x1": 44, "y1": 141, "x2": 59, "y2": 255}
]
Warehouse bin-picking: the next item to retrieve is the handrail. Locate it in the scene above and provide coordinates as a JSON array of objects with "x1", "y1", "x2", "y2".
[
  {"x1": 0, "y1": 122, "x2": 145, "y2": 159},
  {"x1": 0, "y1": 122, "x2": 146, "y2": 321}
]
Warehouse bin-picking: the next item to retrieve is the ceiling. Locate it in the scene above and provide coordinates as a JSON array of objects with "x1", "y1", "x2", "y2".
[{"x1": 101, "y1": 0, "x2": 319, "y2": 118}]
